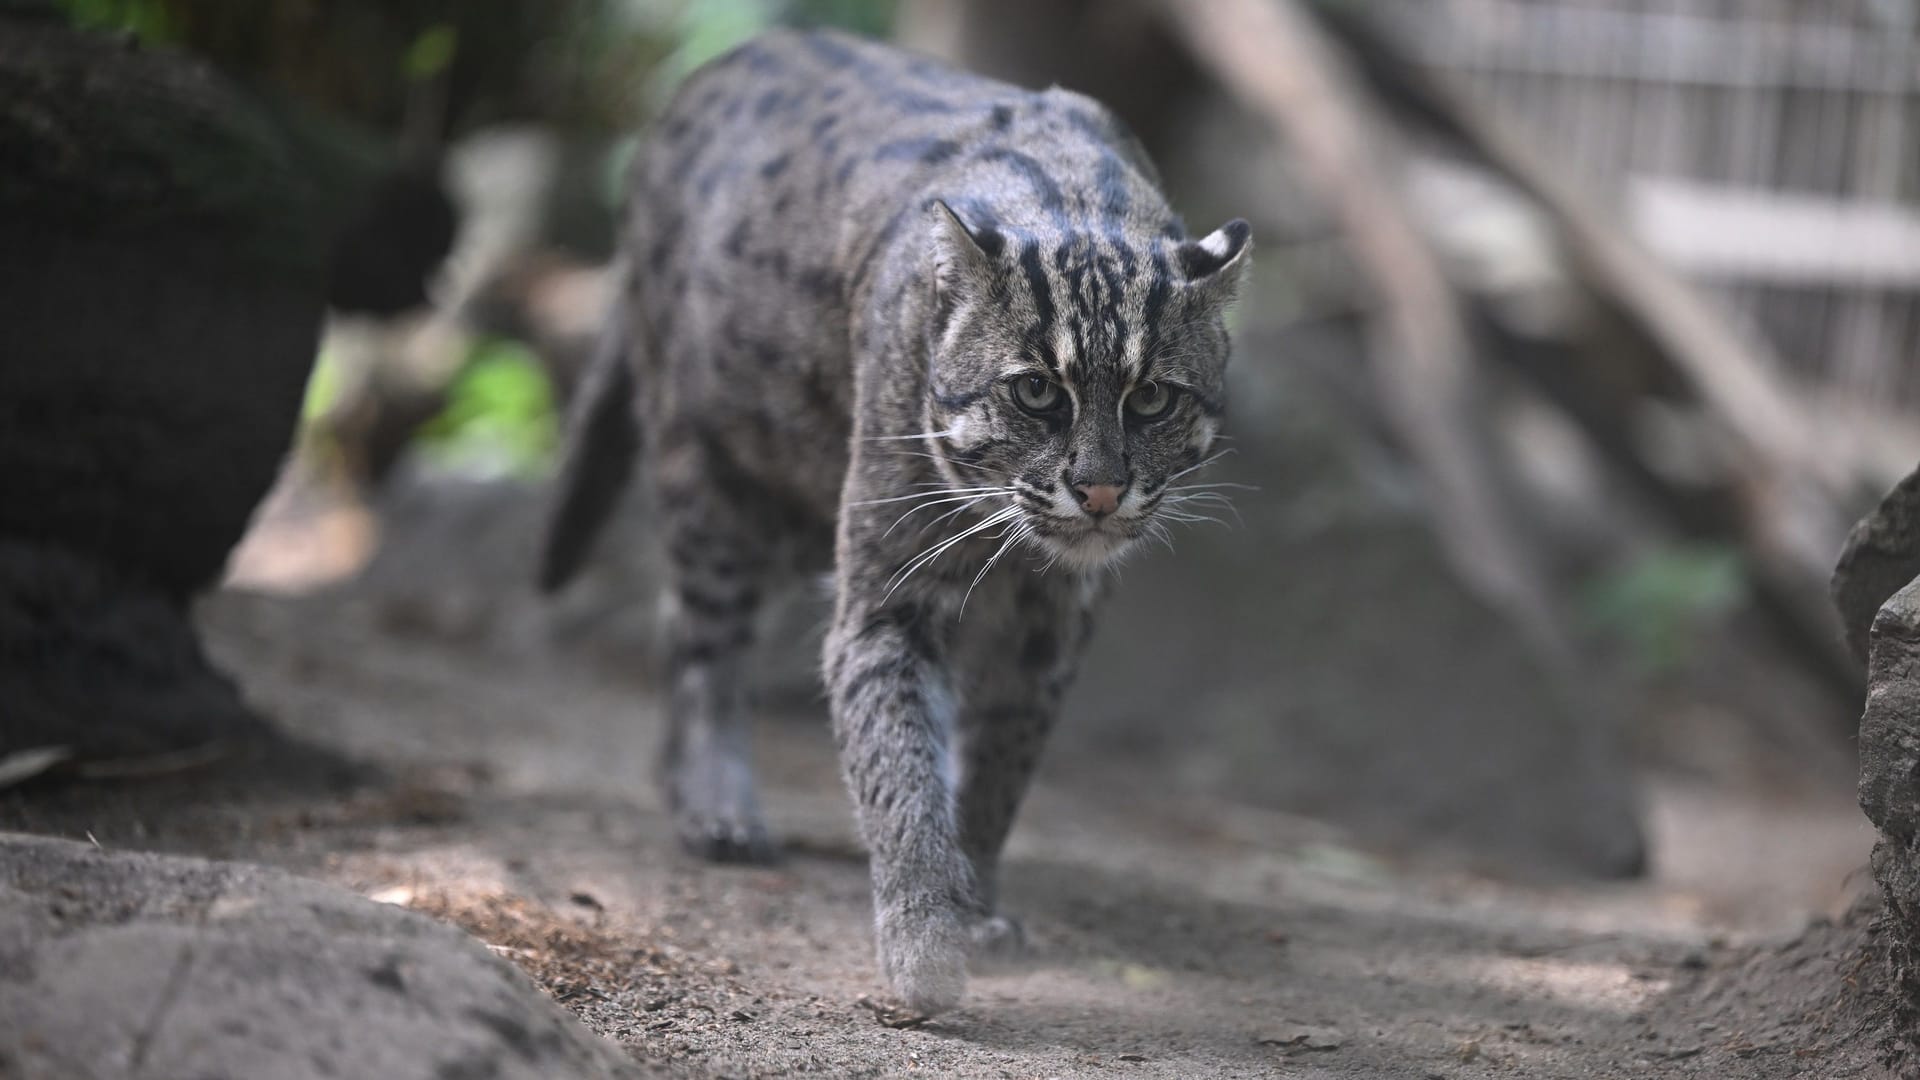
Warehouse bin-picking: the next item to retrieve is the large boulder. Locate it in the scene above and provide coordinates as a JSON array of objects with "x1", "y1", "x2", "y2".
[
  {"x1": 0, "y1": 833, "x2": 651, "y2": 1079},
  {"x1": 1836, "y1": 465, "x2": 1920, "y2": 1051},
  {"x1": 0, "y1": 18, "x2": 325, "y2": 600},
  {"x1": 0, "y1": 19, "x2": 326, "y2": 767}
]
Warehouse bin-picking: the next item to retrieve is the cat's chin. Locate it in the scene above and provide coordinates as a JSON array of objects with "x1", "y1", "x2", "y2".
[{"x1": 1030, "y1": 521, "x2": 1140, "y2": 570}]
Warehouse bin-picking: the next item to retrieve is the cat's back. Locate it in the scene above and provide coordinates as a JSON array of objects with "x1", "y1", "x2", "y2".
[
  {"x1": 636, "y1": 30, "x2": 1019, "y2": 233},
  {"x1": 631, "y1": 30, "x2": 1160, "y2": 289}
]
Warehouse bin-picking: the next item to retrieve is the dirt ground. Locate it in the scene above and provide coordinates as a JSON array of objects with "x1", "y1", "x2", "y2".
[{"x1": 2, "y1": 572, "x2": 1897, "y2": 1080}]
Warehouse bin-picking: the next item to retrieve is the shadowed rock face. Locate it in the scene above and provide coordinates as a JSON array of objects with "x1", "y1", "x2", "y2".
[
  {"x1": 0, "y1": 20, "x2": 324, "y2": 763},
  {"x1": 1840, "y1": 467, "x2": 1920, "y2": 1050},
  {"x1": 1834, "y1": 468, "x2": 1920, "y2": 666},
  {"x1": 0, "y1": 834, "x2": 651, "y2": 1079},
  {"x1": 0, "y1": 20, "x2": 325, "y2": 602}
]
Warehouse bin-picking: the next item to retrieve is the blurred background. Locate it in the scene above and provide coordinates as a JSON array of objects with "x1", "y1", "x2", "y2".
[{"x1": 37, "y1": 0, "x2": 1917, "y2": 900}]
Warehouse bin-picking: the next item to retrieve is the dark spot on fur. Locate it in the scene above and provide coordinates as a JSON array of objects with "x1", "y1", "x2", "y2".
[
  {"x1": 1020, "y1": 630, "x2": 1059, "y2": 669},
  {"x1": 760, "y1": 152, "x2": 792, "y2": 179},
  {"x1": 795, "y1": 266, "x2": 841, "y2": 299},
  {"x1": 930, "y1": 384, "x2": 987, "y2": 411},
  {"x1": 874, "y1": 136, "x2": 961, "y2": 169},
  {"x1": 1018, "y1": 242, "x2": 1057, "y2": 342},
  {"x1": 892, "y1": 89, "x2": 961, "y2": 114},
  {"x1": 978, "y1": 148, "x2": 1066, "y2": 215},
  {"x1": 754, "y1": 89, "x2": 788, "y2": 118},
  {"x1": 648, "y1": 213, "x2": 685, "y2": 273},
  {"x1": 989, "y1": 103, "x2": 1014, "y2": 131},
  {"x1": 1094, "y1": 154, "x2": 1129, "y2": 220},
  {"x1": 802, "y1": 32, "x2": 860, "y2": 68},
  {"x1": 734, "y1": 41, "x2": 783, "y2": 74}
]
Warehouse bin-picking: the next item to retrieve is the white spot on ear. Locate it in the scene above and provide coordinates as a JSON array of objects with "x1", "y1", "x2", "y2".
[{"x1": 1198, "y1": 230, "x2": 1233, "y2": 258}]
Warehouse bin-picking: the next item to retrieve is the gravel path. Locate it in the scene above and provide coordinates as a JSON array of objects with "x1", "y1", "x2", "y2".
[{"x1": 3, "y1": 586, "x2": 1889, "y2": 1078}]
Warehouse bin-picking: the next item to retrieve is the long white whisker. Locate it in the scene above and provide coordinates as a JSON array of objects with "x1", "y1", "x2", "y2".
[
  {"x1": 961, "y1": 522, "x2": 1031, "y2": 616},
  {"x1": 1165, "y1": 492, "x2": 1243, "y2": 527},
  {"x1": 849, "y1": 486, "x2": 1006, "y2": 507},
  {"x1": 886, "y1": 509, "x2": 1018, "y2": 601},
  {"x1": 1165, "y1": 448, "x2": 1236, "y2": 484},
  {"x1": 1165, "y1": 481, "x2": 1259, "y2": 493},
  {"x1": 863, "y1": 428, "x2": 959, "y2": 442},
  {"x1": 886, "y1": 491, "x2": 1007, "y2": 537},
  {"x1": 920, "y1": 492, "x2": 1010, "y2": 535},
  {"x1": 885, "y1": 506, "x2": 1022, "y2": 602},
  {"x1": 1158, "y1": 511, "x2": 1228, "y2": 527},
  {"x1": 885, "y1": 449, "x2": 1010, "y2": 479}
]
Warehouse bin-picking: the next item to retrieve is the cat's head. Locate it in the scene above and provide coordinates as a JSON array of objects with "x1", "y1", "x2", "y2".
[{"x1": 922, "y1": 200, "x2": 1251, "y2": 569}]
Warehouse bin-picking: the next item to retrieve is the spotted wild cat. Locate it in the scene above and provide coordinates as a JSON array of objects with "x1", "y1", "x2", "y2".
[{"x1": 541, "y1": 29, "x2": 1250, "y2": 1013}]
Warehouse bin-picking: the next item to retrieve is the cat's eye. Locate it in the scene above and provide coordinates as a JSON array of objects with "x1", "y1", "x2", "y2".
[
  {"x1": 1010, "y1": 375, "x2": 1066, "y2": 415},
  {"x1": 1126, "y1": 381, "x2": 1175, "y2": 419}
]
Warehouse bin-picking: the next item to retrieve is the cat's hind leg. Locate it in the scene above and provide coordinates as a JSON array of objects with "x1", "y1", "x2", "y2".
[{"x1": 654, "y1": 435, "x2": 779, "y2": 864}]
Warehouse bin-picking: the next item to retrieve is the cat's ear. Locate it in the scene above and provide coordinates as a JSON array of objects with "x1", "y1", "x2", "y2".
[
  {"x1": 1177, "y1": 218, "x2": 1252, "y2": 299},
  {"x1": 930, "y1": 199, "x2": 1003, "y2": 296}
]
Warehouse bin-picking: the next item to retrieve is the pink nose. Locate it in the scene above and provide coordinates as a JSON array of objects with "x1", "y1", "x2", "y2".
[{"x1": 1074, "y1": 483, "x2": 1124, "y2": 517}]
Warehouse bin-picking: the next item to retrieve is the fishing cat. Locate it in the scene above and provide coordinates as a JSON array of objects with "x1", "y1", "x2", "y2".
[{"x1": 541, "y1": 29, "x2": 1249, "y2": 1013}]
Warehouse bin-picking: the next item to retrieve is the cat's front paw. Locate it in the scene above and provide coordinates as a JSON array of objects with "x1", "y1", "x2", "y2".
[
  {"x1": 968, "y1": 913, "x2": 1027, "y2": 960},
  {"x1": 875, "y1": 899, "x2": 969, "y2": 1014}
]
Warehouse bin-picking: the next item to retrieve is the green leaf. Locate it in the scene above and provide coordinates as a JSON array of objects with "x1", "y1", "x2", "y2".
[
  {"x1": 1580, "y1": 544, "x2": 1747, "y2": 672},
  {"x1": 414, "y1": 339, "x2": 560, "y2": 478},
  {"x1": 403, "y1": 23, "x2": 459, "y2": 81},
  {"x1": 55, "y1": 0, "x2": 176, "y2": 43},
  {"x1": 301, "y1": 347, "x2": 344, "y2": 424}
]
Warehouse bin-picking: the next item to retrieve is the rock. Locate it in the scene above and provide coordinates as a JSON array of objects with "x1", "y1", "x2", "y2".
[
  {"x1": 0, "y1": 833, "x2": 652, "y2": 1079},
  {"x1": 1833, "y1": 465, "x2": 1920, "y2": 666},
  {"x1": 0, "y1": 541, "x2": 265, "y2": 772},
  {"x1": 1859, "y1": 575, "x2": 1920, "y2": 1032},
  {"x1": 0, "y1": 20, "x2": 326, "y2": 763},
  {"x1": 1837, "y1": 462, "x2": 1920, "y2": 1049},
  {"x1": 0, "y1": 19, "x2": 325, "y2": 600}
]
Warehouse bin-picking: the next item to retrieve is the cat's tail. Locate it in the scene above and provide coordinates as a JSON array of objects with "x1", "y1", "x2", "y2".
[{"x1": 537, "y1": 282, "x2": 641, "y2": 593}]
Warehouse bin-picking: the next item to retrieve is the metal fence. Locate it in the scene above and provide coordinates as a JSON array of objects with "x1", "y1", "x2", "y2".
[{"x1": 1370, "y1": 0, "x2": 1920, "y2": 410}]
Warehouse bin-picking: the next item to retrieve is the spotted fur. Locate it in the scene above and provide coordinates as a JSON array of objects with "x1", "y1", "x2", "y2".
[{"x1": 542, "y1": 29, "x2": 1250, "y2": 1013}]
